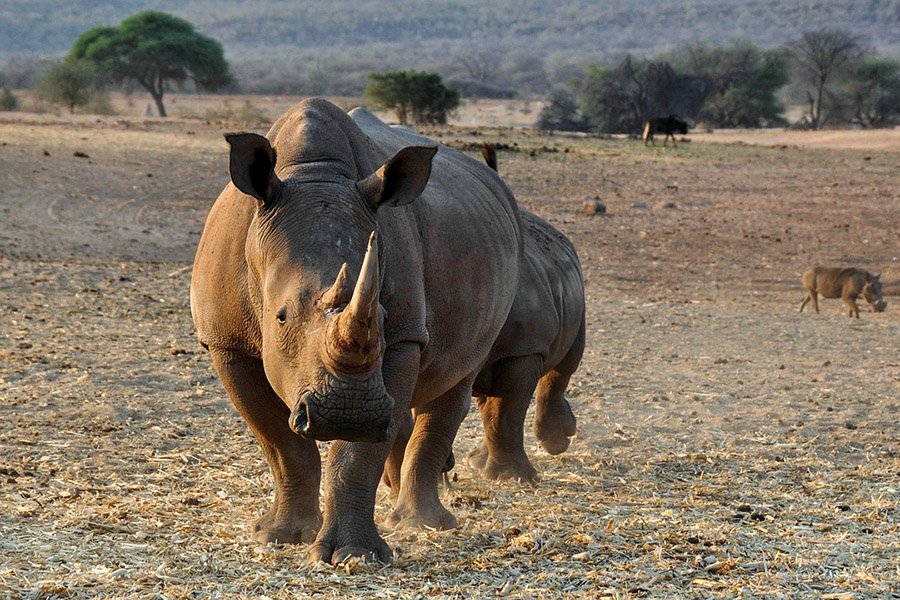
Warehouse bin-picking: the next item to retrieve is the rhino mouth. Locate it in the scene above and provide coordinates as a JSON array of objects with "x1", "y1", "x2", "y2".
[{"x1": 289, "y1": 389, "x2": 394, "y2": 443}]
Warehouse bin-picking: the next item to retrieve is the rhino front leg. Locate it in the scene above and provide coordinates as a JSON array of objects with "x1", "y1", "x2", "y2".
[
  {"x1": 209, "y1": 348, "x2": 322, "y2": 544},
  {"x1": 387, "y1": 378, "x2": 473, "y2": 531},
  {"x1": 309, "y1": 343, "x2": 420, "y2": 565}
]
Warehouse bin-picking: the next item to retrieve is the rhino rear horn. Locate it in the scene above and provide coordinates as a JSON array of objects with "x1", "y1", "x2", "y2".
[
  {"x1": 225, "y1": 132, "x2": 281, "y2": 204},
  {"x1": 359, "y1": 145, "x2": 437, "y2": 209}
]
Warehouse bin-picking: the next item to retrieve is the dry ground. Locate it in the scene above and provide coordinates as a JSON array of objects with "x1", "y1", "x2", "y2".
[{"x1": 0, "y1": 104, "x2": 898, "y2": 599}]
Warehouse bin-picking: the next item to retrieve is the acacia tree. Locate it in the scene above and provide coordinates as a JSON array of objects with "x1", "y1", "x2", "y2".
[
  {"x1": 788, "y1": 28, "x2": 862, "y2": 129},
  {"x1": 69, "y1": 11, "x2": 232, "y2": 117},
  {"x1": 365, "y1": 71, "x2": 459, "y2": 125}
]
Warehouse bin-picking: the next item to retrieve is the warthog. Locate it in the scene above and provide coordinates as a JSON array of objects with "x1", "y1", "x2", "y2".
[
  {"x1": 191, "y1": 98, "x2": 523, "y2": 564},
  {"x1": 799, "y1": 267, "x2": 886, "y2": 318},
  {"x1": 642, "y1": 115, "x2": 689, "y2": 147}
]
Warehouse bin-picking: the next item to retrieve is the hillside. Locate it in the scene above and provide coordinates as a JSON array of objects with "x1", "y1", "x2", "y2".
[{"x1": 2, "y1": 0, "x2": 899, "y2": 94}]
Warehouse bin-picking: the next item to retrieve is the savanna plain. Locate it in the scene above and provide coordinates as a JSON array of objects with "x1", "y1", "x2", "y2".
[{"x1": 0, "y1": 98, "x2": 898, "y2": 599}]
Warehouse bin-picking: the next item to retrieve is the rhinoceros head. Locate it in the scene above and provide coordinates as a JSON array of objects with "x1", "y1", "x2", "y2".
[{"x1": 225, "y1": 130, "x2": 436, "y2": 443}]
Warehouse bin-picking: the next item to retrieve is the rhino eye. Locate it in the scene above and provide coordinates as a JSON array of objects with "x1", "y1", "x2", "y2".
[{"x1": 275, "y1": 306, "x2": 288, "y2": 325}]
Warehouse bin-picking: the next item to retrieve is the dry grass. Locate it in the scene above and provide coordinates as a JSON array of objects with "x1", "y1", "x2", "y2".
[{"x1": 0, "y1": 101, "x2": 898, "y2": 599}]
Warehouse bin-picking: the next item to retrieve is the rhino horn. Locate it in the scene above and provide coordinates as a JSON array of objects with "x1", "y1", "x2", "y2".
[
  {"x1": 327, "y1": 231, "x2": 382, "y2": 370},
  {"x1": 319, "y1": 262, "x2": 353, "y2": 309}
]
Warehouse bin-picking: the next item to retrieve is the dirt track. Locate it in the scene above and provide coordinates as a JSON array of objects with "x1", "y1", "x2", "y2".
[{"x1": 0, "y1": 111, "x2": 898, "y2": 599}]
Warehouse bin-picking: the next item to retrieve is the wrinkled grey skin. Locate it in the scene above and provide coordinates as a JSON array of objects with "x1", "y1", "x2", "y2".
[
  {"x1": 799, "y1": 266, "x2": 886, "y2": 318},
  {"x1": 190, "y1": 99, "x2": 522, "y2": 564},
  {"x1": 466, "y1": 209, "x2": 585, "y2": 482},
  {"x1": 384, "y1": 145, "x2": 585, "y2": 488}
]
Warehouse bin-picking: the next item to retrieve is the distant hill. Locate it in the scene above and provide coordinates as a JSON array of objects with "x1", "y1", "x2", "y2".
[{"x1": 2, "y1": 0, "x2": 898, "y2": 94}]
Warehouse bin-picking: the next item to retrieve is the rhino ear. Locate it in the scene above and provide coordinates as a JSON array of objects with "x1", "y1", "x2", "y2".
[
  {"x1": 225, "y1": 132, "x2": 280, "y2": 204},
  {"x1": 359, "y1": 145, "x2": 437, "y2": 209}
]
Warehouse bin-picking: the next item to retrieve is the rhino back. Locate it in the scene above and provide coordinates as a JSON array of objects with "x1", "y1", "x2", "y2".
[{"x1": 491, "y1": 210, "x2": 585, "y2": 368}]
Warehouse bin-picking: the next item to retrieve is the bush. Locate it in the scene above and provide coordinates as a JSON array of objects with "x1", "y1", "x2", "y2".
[
  {"x1": 82, "y1": 90, "x2": 116, "y2": 115},
  {"x1": 0, "y1": 87, "x2": 17, "y2": 111},
  {"x1": 365, "y1": 70, "x2": 460, "y2": 125}
]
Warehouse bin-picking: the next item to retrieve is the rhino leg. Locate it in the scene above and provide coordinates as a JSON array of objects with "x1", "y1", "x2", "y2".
[
  {"x1": 210, "y1": 349, "x2": 322, "y2": 544},
  {"x1": 466, "y1": 396, "x2": 490, "y2": 472},
  {"x1": 534, "y1": 317, "x2": 583, "y2": 455},
  {"x1": 387, "y1": 377, "x2": 473, "y2": 531},
  {"x1": 468, "y1": 356, "x2": 541, "y2": 482},
  {"x1": 309, "y1": 343, "x2": 420, "y2": 565},
  {"x1": 382, "y1": 408, "x2": 414, "y2": 505}
]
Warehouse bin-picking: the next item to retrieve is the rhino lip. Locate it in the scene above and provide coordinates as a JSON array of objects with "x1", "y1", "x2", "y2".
[{"x1": 288, "y1": 390, "x2": 395, "y2": 443}]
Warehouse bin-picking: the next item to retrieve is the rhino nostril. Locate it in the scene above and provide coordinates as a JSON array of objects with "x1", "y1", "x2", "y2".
[{"x1": 289, "y1": 394, "x2": 313, "y2": 435}]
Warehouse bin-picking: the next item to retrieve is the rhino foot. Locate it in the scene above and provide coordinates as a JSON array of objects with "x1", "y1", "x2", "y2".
[
  {"x1": 482, "y1": 456, "x2": 539, "y2": 483},
  {"x1": 534, "y1": 402, "x2": 577, "y2": 455},
  {"x1": 308, "y1": 538, "x2": 392, "y2": 566},
  {"x1": 252, "y1": 509, "x2": 321, "y2": 545},
  {"x1": 387, "y1": 501, "x2": 457, "y2": 531}
]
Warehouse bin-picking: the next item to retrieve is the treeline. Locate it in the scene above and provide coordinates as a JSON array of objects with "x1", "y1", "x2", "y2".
[
  {"x1": 538, "y1": 33, "x2": 900, "y2": 132},
  {"x1": 3, "y1": 9, "x2": 899, "y2": 131},
  {"x1": 2, "y1": 0, "x2": 900, "y2": 96}
]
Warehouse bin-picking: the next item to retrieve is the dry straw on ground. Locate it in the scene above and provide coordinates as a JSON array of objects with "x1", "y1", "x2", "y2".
[{"x1": 1, "y1": 108, "x2": 898, "y2": 599}]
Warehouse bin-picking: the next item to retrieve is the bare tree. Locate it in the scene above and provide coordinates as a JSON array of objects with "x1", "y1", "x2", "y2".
[
  {"x1": 456, "y1": 46, "x2": 503, "y2": 83},
  {"x1": 788, "y1": 29, "x2": 862, "y2": 129}
]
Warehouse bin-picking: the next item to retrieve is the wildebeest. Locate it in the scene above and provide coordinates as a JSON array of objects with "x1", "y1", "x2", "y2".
[
  {"x1": 799, "y1": 267, "x2": 886, "y2": 318},
  {"x1": 642, "y1": 115, "x2": 689, "y2": 147},
  {"x1": 190, "y1": 98, "x2": 523, "y2": 564}
]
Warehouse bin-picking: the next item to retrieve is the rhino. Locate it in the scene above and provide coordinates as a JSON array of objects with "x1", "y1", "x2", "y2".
[
  {"x1": 469, "y1": 144, "x2": 584, "y2": 481},
  {"x1": 385, "y1": 146, "x2": 585, "y2": 486},
  {"x1": 799, "y1": 266, "x2": 886, "y2": 318},
  {"x1": 190, "y1": 98, "x2": 523, "y2": 564},
  {"x1": 466, "y1": 208, "x2": 585, "y2": 481}
]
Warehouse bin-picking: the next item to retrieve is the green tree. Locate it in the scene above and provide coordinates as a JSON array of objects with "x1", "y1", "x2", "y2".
[
  {"x1": 0, "y1": 87, "x2": 17, "y2": 111},
  {"x1": 365, "y1": 70, "x2": 460, "y2": 125},
  {"x1": 835, "y1": 57, "x2": 900, "y2": 127},
  {"x1": 674, "y1": 42, "x2": 789, "y2": 127},
  {"x1": 577, "y1": 56, "x2": 705, "y2": 134},
  {"x1": 535, "y1": 87, "x2": 585, "y2": 131},
  {"x1": 69, "y1": 11, "x2": 232, "y2": 117},
  {"x1": 37, "y1": 57, "x2": 98, "y2": 113}
]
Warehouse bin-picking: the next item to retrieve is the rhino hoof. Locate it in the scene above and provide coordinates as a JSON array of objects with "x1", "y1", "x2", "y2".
[
  {"x1": 483, "y1": 459, "x2": 539, "y2": 483},
  {"x1": 539, "y1": 435, "x2": 572, "y2": 456},
  {"x1": 308, "y1": 541, "x2": 393, "y2": 566},
  {"x1": 252, "y1": 511, "x2": 321, "y2": 545}
]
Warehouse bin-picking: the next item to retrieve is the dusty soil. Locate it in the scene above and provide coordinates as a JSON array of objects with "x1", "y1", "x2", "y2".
[{"x1": 0, "y1": 106, "x2": 898, "y2": 599}]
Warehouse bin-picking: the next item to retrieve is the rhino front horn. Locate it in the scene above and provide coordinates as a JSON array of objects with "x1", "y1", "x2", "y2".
[{"x1": 326, "y1": 231, "x2": 382, "y2": 370}]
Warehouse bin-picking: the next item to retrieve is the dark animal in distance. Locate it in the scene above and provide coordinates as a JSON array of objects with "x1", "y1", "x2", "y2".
[
  {"x1": 799, "y1": 267, "x2": 886, "y2": 318},
  {"x1": 642, "y1": 115, "x2": 689, "y2": 147}
]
